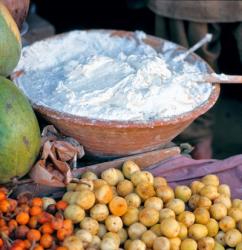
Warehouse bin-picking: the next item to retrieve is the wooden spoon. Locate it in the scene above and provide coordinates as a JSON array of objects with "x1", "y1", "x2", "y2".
[
  {"x1": 172, "y1": 34, "x2": 242, "y2": 85},
  {"x1": 202, "y1": 74, "x2": 242, "y2": 84}
]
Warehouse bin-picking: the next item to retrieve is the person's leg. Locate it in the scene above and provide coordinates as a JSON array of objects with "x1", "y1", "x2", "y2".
[
  {"x1": 188, "y1": 22, "x2": 221, "y2": 70},
  {"x1": 155, "y1": 15, "x2": 189, "y2": 47},
  {"x1": 181, "y1": 22, "x2": 221, "y2": 159},
  {"x1": 155, "y1": 16, "x2": 222, "y2": 159},
  {"x1": 155, "y1": 16, "x2": 222, "y2": 65}
]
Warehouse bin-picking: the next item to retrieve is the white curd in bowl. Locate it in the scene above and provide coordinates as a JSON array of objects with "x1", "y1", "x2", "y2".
[{"x1": 14, "y1": 30, "x2": 213, "y2": 122}]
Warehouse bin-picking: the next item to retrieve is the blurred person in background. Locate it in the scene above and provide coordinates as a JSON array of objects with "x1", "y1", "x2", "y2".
[{"x1": 147, "y1": 0, "x2": 242, "y2": 159}]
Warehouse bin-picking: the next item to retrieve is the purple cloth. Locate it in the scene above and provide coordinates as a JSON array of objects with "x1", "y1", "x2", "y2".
[
  {"x1": 148, "y1": 155, "x2": 242, "y2": 198},
  {"x1": 12, "y1": 154, "x2": 242, "y2": 199}
]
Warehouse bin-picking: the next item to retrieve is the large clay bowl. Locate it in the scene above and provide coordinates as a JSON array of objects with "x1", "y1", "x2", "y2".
[{"x1": 13, "y1": 30, "x2": 220, "y2": 158}]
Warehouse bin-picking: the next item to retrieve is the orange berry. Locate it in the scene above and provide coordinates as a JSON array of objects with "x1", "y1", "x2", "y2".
[
  {"x1": 20, "y1": 204, "x2": 30, "y2": 213},
  {"x1": 10, "y1": 240, "x2": 26, "y2": 250},
  {"x1": 56, "y1": 229, "x2": 68, "y2": 241},
  {"x1": 33, "y1": 245, "x2": 44, "y2": 250},
  {"x1": 109, "y1": 196, "x2": 128, "y2": 216},
  {"x1": 38, "y1": 212, "x2": 53, "y2": 224},
  {"x1": 30, "y1": 206, "x2": 42, "y2": 216},
  {"x1": 0, "y1": 199, "x2": 10, "y2": 213},
  {"x1": 8, "y1": 219, "x2": 18, "y2": 232},
  {"x1": 62, "y1": 219, "x2": 73, "y2": 235},
  {"x1": 1, "y1": 225, "x2": 9, "y2": 236},
  {"x1": 23, "y1": 239, "x2": 31, "y2": 248},
  {"x1": 12, "y1": 240, "x2": 26, "y2": 248},
  {"x1": 0, "y1": 187, "x2": 8, "y2": 194},
  {"x1": 9, "y1": 199, "x2": 17, "y2": 212},
  {"x1": 15, "y1": 225, "x2": 29, "y2": 239},
  {"x1": 40, "y1": 223, "x2": 54, "y2": 234},
  {"x1": 31, "y1": 197, "x2": 43, "y2": 207},
  {"x1": 56, "y1": 201, "x2": 68, "y2": 211},
  {"x1": 51, "y1": 218, "x2": 63, "y2": 231},
  {"x1": 0, "y1": 218, "x2": 6, "y2": 227},
  {"x1": 28, "y1": 216, "x2": 38, "y2": 229},
  {"x1": 0, "y1": 238, "x2": 3, "y2": 247},
  {"x1": 0, "y1": 191, "x2": 6, "y2": 201},
  {"x1": 40, "y1": 234, "x2": 53, "y2": 248},
  {"x1": 56, "y1": 247, "x2": 68, "y2": 250},
  {"x1": 16, "y1": 212, "x2": 30, "y2": 225},
  {"x1": 27, "y1": 229, "x2": 41, "y2": 242}
]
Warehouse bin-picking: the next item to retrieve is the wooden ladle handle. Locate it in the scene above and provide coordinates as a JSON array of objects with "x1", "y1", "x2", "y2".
[{"x1": 203, "y1": 74, "x2": 242, "y2": 84}]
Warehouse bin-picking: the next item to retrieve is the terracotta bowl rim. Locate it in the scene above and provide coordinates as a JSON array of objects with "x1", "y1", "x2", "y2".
[{"x1": 13, "y1": 29, "x2": 220, "y2": 128}]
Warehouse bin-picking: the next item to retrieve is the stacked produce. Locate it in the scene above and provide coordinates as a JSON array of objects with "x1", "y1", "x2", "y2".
[
  {"x1": 60, "y1": 161, "x2": 242, "y2": 250},
  {"x1": 1, "y1": 160, "x2": 242, "y2": 249},
  {"x1": 0, "y1": 187, "x2": 73, "y2": 249}
]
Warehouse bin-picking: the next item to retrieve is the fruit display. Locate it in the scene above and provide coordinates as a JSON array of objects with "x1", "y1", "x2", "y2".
[
  {"x1": 1, "y1": 160, "x2": 242, "y2": 249},
  {"x1": 0, "y1": 76, "x2": 41, "y2": 183},
  {"x1": 60, "y1": 162, "x2": 242, "y2": 250},
  {"x1": 0, "y1": 1, "x2": 21, "y2": 76},
  {"x1": 0, "y1": 188, "x2": 73, "y2": 249}
]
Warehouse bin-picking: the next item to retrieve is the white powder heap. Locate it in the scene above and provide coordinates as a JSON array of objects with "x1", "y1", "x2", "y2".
[{"x1": 15, "y1": 30, "x2": 213, "y2": 122}]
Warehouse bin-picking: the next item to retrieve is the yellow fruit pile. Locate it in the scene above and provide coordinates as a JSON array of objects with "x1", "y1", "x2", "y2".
[{"x1": 60, "y1": 161, "x2": 242, "y2": 250}]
